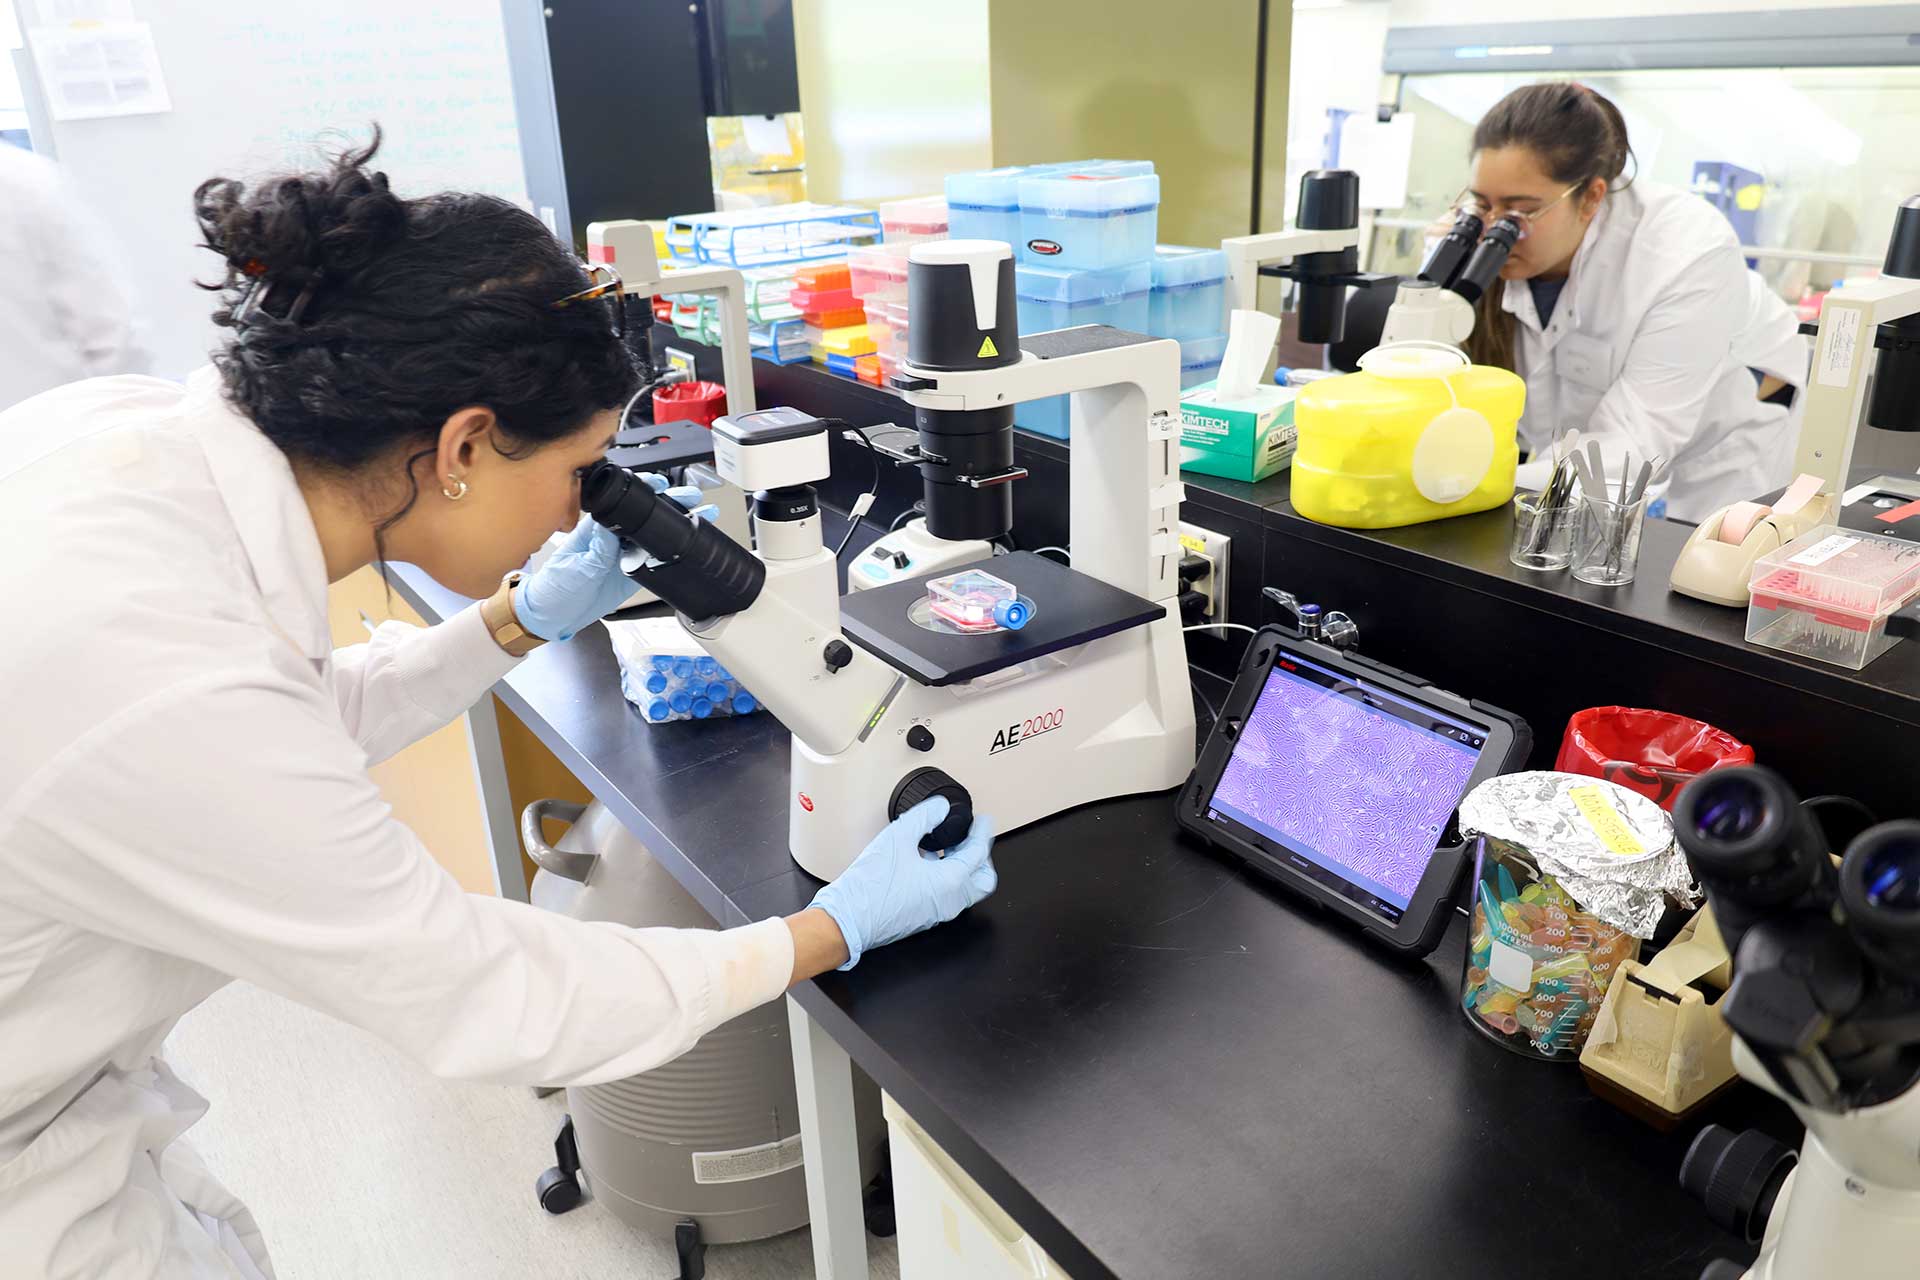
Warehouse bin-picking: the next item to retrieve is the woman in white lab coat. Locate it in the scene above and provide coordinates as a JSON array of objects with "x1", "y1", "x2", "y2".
[
  {"x1": 1460, "y1": 83, "x2": 1807, "y2": 522},
  {"x1": 0, "y1": 136, "x2": 996, "y2": 1279}
]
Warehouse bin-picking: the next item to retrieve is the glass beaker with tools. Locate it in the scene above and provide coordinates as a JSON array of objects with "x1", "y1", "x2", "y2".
[
  {"x1": 1510, "y1": 429, "x2": 1582, "y2": 571},
  {"x1": 1570, "y1": 442, "x2": 1654, "y2": 586}
]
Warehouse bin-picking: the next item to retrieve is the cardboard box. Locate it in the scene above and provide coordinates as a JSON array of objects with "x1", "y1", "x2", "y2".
[{"x1": 1179, "y1": 381, "x2": 1296, "y2": 482}]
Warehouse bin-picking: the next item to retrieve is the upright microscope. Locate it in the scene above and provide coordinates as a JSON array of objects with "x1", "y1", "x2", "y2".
[
  {"x1": 582, "y1": 240, "x2": 1195, "y2": 880},
  {"x1": 1670, "y1": 766, "x2": 1920, "y2": 1280}
]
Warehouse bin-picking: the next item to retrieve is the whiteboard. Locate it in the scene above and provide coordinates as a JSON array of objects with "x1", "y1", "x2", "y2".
[{"x1": 20, "y1": 1, "x2": 527, "y2": 379}]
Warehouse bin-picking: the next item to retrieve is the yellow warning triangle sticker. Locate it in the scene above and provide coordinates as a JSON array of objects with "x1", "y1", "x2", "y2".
[{"x1": 977, "y1": 335, "x2": 999, "y2": 358}]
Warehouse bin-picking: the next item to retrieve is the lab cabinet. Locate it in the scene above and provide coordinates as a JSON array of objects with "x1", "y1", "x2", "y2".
[
  {"x1": 324, "y1": 567, "x2": 501, "y2": 896},
  {"x1": 885, "y1": 1093, "x2": 1076, "y2": 1280}
]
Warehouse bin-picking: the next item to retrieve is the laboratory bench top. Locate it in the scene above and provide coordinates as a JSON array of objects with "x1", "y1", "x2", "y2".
[
  {"x1": 388, "y1": 557, "x2": 1794, "y2": 1280},
  {"x1": 749, "y1": 356, "x2": 1920, "y2": 727}
]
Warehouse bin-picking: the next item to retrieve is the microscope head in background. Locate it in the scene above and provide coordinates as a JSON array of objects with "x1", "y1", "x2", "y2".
[{"x1": 1673, "y1": 766, "x2": 1920, "y2": 1113}]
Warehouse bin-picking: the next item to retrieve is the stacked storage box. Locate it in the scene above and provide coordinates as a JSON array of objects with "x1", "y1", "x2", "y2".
[
  {"x1": 788, "y1": 262, "x2": 874, "y2": 378},
  {"x1": 945, "y1": 160, "x2": 1160, "y2": 439},
  {"x1": 851, "y1": 244, "x2": 914, "y2": 386},
  {"x1": 1149, "y1": 245, "x2": 1230, "y2": 390},
  {"x1": 879, "y1": 195, "x2": 948, "y2": 246},
  {"x1": 840, "y1": 203, "x2": 950, "y2": 387}
]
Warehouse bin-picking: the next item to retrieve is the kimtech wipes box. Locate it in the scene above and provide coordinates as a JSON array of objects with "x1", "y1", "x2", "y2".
[{"x1": 1179, "y1": 381, "x2": 1296, "y2": 482}]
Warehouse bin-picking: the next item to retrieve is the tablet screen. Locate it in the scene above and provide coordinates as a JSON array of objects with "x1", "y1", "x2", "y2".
[{"x1": 1203, "y1": 648, "x2": 1489, "y2": 923}]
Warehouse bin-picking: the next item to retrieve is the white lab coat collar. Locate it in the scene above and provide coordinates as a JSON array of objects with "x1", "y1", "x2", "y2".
[
  {"x1": 181, "y1": 366, "x2": 332, "y2": 661},
  {"x1": 1501, "y1": 195, "x2": 1616, "y2": 350}
]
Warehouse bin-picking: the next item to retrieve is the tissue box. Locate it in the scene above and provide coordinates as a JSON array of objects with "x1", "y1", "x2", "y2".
[{"x1": 1179, "y1": 381, "x2": 1297, "y2": 482}]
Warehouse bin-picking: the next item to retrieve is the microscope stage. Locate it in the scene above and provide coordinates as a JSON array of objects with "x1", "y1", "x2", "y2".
[
  {"x1": 606, "y1": 419, "x2": 720, "y2": 472},
  {"x1": 839, "y1": 551, "x2": 1167, "y2": 686}
]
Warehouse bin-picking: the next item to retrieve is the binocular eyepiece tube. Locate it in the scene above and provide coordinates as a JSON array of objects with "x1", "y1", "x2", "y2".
[{"x1": 579, "y1": 460, "x2": 766, "y2": 623}]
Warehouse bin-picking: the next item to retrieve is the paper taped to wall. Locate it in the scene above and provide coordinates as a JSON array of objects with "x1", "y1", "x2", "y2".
[{"x1": 28, "y1": 21, "x2": 171, "y2": 121}]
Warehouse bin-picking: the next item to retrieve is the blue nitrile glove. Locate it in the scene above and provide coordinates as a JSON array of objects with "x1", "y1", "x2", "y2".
[
  {"x1": 809, "y1": 797, "x2": 998, "y2": 970},
  {"x1": 515, "y1": 516, "x2": 642, "y2": 641}
]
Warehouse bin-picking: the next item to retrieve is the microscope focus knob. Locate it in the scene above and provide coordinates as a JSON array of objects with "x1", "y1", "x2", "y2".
[
  {"x1": 889, "y1": 767, "x2": 974, "y2": 853},
  {"x1": 822, "y1": 640, "x2": 853, "y2": 673},
  {"x1": 1680, "y1": 1125, "x2": 1797, "y2": 1244}
]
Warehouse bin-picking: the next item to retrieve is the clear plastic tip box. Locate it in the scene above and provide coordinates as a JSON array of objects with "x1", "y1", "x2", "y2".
[{"x1": 1747, "y1": 525, "x2": 1920, "y2": 670}]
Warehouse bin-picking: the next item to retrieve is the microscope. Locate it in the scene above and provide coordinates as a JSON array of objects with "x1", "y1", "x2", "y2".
[
  {"x1": 1669, "y1": 766, "x2": 1920, "y2": 1280},
  {"x1": 1221, "y1": 169, "x2": 1386, "y2": 348},
  {"x1": 1374, "y1": 206, "x2": 1522, "y2": 349},
  {"x1": 581, "y1": 240, "x2": 1195, "y2": 881}
]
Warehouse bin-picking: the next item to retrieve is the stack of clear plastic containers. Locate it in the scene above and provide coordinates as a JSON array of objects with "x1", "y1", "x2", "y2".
[
  {"x1": 1149, "y1": 245, "x2": 1229, "y2": 341},
  {"x1": 865, "y1": 298, "x2": 911, "y2": 385},
  {"x1": 879, "y1": 195, "x2": 949, "y2": 245},
  {"x1": 664, "y1": 203, "x2": 880, "y2": 268},
  {"x1": 1012, "y1": 261, "x2": 1151, "y2": 437},
  {"x1": 849, "y1": 242, "x2": 914, "y2": 304},
  {"x1": 1016, "y1": 170, "x2": 1160, "y2": 271},
  {"x1": 944, "y1": 166, "x2": 1032, "y2": 246},
  {"x1": 1179, "y1": 335, "x2": 1228, "y2": 390},
  {"x1": 1746, "y1": 525, "x2": 1920, "y2": 670},
  {"x1": 944, "y1": 160, "x2": 1153, "y2": 250}
]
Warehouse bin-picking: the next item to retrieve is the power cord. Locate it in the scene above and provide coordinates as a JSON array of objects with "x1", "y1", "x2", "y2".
[
  {"x1": 1183, "y1": 622, "x2": 1258, "y2": 638},
  {"x1": 617, "y1": 367, "x2": 692, "y2": 433},
  {"x1": 1188, "y1": 664, "x2": 1223, "y2": 735},
  {"x1": 1033, "y1": 545, "x2": 1071, "y2": 564},
  {"x1": 831, "y1": 421, "x2": 885, "y2": 559}
]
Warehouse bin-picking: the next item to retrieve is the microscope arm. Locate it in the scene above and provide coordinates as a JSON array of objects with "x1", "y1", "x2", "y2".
[
  {"x1": 1378, "y1": 282, "x2": 1477, "y2": 347},
  {"x1": 584, "y1": 460, "x2": 898, "y2": 757},
  {"x1": 679, "y1": 567, "x2": 901, "y2": 756}
]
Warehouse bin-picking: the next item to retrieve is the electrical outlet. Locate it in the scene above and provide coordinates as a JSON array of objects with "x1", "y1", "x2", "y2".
[
  {"x1": 1178, "y1": 522, "x2": 1232, "y2": 626},
  {"x1": 664, "y1": 347, "x2": 699, "y2": 380}
]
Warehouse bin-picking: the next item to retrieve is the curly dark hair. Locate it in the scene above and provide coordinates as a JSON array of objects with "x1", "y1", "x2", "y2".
[{"x1": 193, "y1": 127, "x2": 637, "y2": 529}]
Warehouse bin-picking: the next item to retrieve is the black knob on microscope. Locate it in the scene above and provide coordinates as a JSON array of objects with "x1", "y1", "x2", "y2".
[
  {"x1": 1680, "y1": 1125, "x2": 1797, "y2": 1244},
  {"x1": 906, "y1": 725, "x2": 936, "y2": 753},
  {"x1": 889, "y1": 767, "x2": 974, "y2": 853},
  {"x1": 822, "y1": 639, "x2": 852, "y2": 673}
]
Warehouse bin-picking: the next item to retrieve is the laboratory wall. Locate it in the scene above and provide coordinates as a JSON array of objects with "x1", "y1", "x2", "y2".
[
  {"x1": 791, "y1": 0, "x2": 992, "y2": 204},
  {"x1": 984, "y1": 0, "x2": 1274, "y2": 249},
  {"x1": 795, "y1": 0, "x2": 1291, "y2": 248},
  {"x1": 15, "y1": 0, "x2": 525, "y2": 380}
]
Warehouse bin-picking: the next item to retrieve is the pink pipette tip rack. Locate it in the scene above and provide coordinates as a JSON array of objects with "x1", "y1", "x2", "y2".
[{"x1": 1747, "y1": 525, "x2": 1920, "y2": 670}]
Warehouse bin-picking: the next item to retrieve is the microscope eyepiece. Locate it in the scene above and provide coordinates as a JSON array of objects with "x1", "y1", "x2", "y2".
[
  {"x1": 579, "y1": 459, "x2": 766, "y2": 622},
  {"x1": 1840, "y1": 821, "x2": 1920, "y2": 973},
  {"x1": 1451, "y1": 214, "x2": 1523, "y2": 305},
  {"x1": 1418, "y1": 210, "x2": 1485, "y2": 290},
  {"x1": 1674, "y1": 766, "x2": 1836, "y2": 920}
]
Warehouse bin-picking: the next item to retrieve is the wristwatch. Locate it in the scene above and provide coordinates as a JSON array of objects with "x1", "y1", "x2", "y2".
[{"x1": 482, "y1": 571, "x2": 545, "y2": 657}]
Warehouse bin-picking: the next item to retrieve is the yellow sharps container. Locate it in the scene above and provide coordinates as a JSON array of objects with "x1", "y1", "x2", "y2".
[{"x1": 1292, "y1": 343, "x2": 1525, "y2": 529}]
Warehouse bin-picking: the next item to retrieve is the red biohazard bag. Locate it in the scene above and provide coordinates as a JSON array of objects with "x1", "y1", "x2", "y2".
[{"x1": 1554, "y1": 706, "x2": 1755, "y2": 811}]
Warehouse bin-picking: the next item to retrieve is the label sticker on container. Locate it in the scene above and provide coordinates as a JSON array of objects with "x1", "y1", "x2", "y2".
[
  {"x1": 1817, "y1": 306, "x2": 1862, "y2": 388},
  {"x1": 692, "y1": 1134, "x2": 804, "y2": 1185},
  {"x1": 977, "y1": 335, "x2": 999, "y2": 358},
  {"x1": 1567, "y1": 785, "x2": 1646, "y2": 856},
  {"x1": 1488, "y1": 936, "x2": 1535, "y2": 993},
  {"x1": 1788, "y1": 533, "x2": 1860, "y2": 567}
]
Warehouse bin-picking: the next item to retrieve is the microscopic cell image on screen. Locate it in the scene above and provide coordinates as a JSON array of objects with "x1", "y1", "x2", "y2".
[{"x1": 1207, "y1": 654, "x2": 1483, "y2": 913}]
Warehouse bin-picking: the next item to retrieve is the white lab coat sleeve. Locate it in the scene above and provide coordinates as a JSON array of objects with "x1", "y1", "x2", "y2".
[
  {"x1": 328, "y1": 603, "x2": 521, "y2": 765},
  {"x1": 1, "y1": 671, "x2": 796, "y2": 1087},
  {"x1": 1577, "y1": 246, "x2": 1751, "y2": 480},
  {"x1": 33, "y1": 165, "x2": 150, "y2": 381}
]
